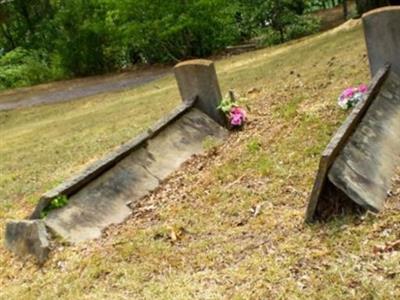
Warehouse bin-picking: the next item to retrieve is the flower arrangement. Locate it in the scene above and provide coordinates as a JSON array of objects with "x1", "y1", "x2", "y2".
[
  {"x1": 338, "y1": 84, "x2": 368, "y2": 110},
  {"x1": 218, "y1": 97, "x2": 247, "y2": 128}
]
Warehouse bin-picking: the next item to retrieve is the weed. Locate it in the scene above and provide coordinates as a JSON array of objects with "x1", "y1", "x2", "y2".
[
  {"x1": 40, "y1": 195, "x2": 69, "y2": 218},
  {"x1": 275, "y1": 95, "x2": 305, "y2": 120},
  {"x1": 246, "y1": 137, "x2": 262, "y2": 154}
]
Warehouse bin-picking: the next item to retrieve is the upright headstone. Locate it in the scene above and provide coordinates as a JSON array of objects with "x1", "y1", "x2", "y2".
[
  {"x1": 363, "y1": 6, "x2": 400, "y2": 76},
  {"x1": 174, "y1": 59, "x2": 227, "y2": 127}
]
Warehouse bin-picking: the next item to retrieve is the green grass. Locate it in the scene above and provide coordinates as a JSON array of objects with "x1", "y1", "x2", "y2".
[{"x1": 1, "y1": 21, "x2": 400, "y2": 299}]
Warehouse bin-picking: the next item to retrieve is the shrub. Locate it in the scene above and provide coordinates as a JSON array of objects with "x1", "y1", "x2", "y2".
[
  {"x1": 259, "y1": 15, "x2": 320, "y2": 46},
  {"x1": 286, "y1": 15, "x2": 320, "y2": 40},
  {"x1": 258, "y1": 28, "x2": 282, "y2": 47},
  {"x1": 0, "y1": 48, "x2": 64, "y2": 90}
]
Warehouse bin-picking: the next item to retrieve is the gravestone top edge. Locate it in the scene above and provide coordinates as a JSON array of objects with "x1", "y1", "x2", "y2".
[
  {"x1": 174, "y1": 59, "x2": 214, "y2": 69},
  {"x1": 362, "y1": 5, "x2": 400, "y2": 18}
]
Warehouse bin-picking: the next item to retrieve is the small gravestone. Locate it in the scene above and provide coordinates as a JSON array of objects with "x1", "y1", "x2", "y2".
[{"x1": 174, "y1": 59, "x2": 227, "y2": 126}]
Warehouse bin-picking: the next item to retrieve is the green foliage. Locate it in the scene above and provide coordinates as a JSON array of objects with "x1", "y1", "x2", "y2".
[
  {"x1": 52, "y1": 0, "x2": 123, "y2": 76},
  {"x1": 255, "y1": 154, "x2": 274, "y2": 176},
  {"x1": 0, "y1": 47, "x2": 62, "y2": 90},
  {"x1": 40, "y1": 195, "x2": 69, "y2": 219},
  {"x1": 0, "y1": 0, "x2": 322, "y2": 88},
  {"x1": 286, "y1": 15, "x2": 320, "y2": 40},
  {"x1": 258, "y1": 28, "x2": 284, "y2": 46},
  {"x1": 116, "y1": 0, "x2": 240, "y2": 64},
  {"x1": 237, "y1": 0, "x2": 320, "y2": 45},
  {"x1": 217, "y1": 97, "x2": 236, "y2": 114},
  {"x1": 305, "y1": 0, "x2": 342, "y2": 12}
]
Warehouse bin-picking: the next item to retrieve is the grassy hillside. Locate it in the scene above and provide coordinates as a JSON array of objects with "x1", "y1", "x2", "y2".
[{"x1": 1, "y1": 21, "x2": 399, "y2": 299}]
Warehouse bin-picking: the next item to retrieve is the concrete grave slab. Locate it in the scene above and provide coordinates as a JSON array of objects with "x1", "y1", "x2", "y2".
[{"x1": 45, "y1": 109, "x2": 228, "y2": 243}]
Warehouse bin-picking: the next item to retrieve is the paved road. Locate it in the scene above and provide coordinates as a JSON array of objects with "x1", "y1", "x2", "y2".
[{"x1": 0, "y1": 68, "x2": 170, "y2": 111}]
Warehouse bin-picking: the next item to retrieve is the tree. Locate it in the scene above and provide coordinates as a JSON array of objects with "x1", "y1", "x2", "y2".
[
  {"x1": 0, "y1": 0, "x2": 321, "y2": 88},
  {"x1": 115, "y1": 0, "x2": 239, "y2": 63},
  {"x1": 237, "y1": 0, "x2": 309, "y2": 43}
]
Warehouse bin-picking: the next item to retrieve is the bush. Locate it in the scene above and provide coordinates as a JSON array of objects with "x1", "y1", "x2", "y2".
[
  {"x1": 286, "y1": 15, "x2": 320, "y2": 40},
  {"x1": 0, "y1": 48, "x2": 64, "y2": 90},
  {"x1": 259, "y1": 15, "x2": 320, "y2": 46},
  {"x1": 258, "y1": 28, "x2": 282, "y2": 47}
]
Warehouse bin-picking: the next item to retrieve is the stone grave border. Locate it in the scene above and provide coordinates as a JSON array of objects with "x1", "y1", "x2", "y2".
[
  {"x1": 5, "y1": 59, "x2": 228, "y2": 263},
  {"x1": 30, "y1": 96, "x2": 197, "y2": 219}
]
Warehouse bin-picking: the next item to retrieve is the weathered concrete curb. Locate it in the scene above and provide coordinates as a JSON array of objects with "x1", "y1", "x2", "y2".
[
  {"x1": 30, "y1": 97, "x2": 197, "y2": 219},
  {"x1": 305, "y1": 65, "x2": 390, "y2": 222},
  {"x1": 363, "y1": 6, "x2": 400, "y2": 76}
]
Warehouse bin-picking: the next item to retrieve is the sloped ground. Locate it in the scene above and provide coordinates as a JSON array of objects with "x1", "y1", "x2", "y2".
[{"x1": 1, "y1": 22, "x2": 399, "y2": 299}]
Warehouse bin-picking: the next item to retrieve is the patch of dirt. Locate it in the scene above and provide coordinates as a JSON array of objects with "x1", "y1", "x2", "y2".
[
  {"x1": 328, "y1": 18, "x2": 360, "y2": 34},
  {"x1": 0, "y1": 66, "x2": 170, "y2": 111}
]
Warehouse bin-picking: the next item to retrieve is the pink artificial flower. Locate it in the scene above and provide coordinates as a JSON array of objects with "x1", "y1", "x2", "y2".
[
  {"x1": 229, "y1": 106, "x2": 246, "y2": 126},
  {"x1": 342, "y1": 87, "x2": 354, "y2": 98},
  {"x1": 231, "y1": 114, "x2": 243, "y2": 126},
  {"x1": 358, "y1": 83, "x2": 368, "y2": 93},
  {"x1": 231, "y1": 107, "x2": 246, "y2": 118}
]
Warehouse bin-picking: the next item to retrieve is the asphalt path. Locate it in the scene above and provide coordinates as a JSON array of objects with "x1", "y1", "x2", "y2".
[{"x1": 0, "y1": 68, "x2": 170, "y2": 111}]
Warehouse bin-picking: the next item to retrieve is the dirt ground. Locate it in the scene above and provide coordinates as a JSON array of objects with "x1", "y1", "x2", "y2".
[{"x1": 0, "y1": 66, "x2": 170, "y2": 110}]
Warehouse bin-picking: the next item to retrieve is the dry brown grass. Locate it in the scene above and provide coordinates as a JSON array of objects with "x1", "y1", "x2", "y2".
[{"x1": 1, "y1": 21, "x2": 399, "y2": 299}]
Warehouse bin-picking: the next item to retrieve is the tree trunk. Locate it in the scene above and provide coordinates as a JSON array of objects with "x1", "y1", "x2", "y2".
[
  {"x1": 1, "y1": 23, "x2": 16, "y2": 49},
  {"x1": 278, "y1": 27, "x2": 284, "y2": 43},
  {"x1": 343, "y1": 0, "x2": 348, "y2": 19}
]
